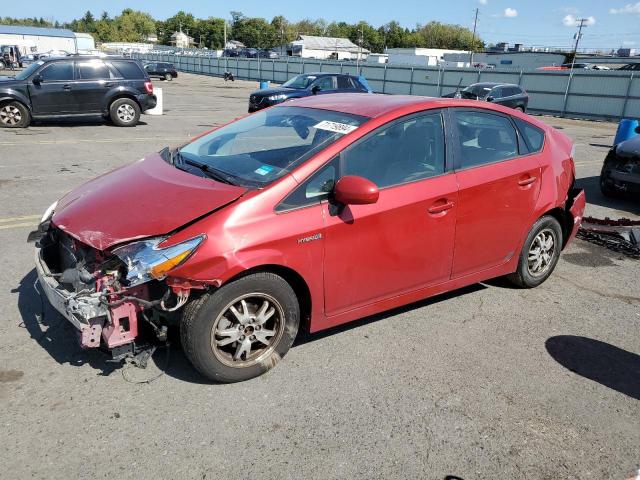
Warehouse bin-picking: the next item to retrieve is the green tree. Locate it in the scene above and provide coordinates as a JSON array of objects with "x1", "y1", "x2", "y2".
[
  {"x1": 160, "y1": 11, "x2": 197, "y2": 45},
  {"x1": 113, "y1": 9, "x2": 156, "y2": 42}
]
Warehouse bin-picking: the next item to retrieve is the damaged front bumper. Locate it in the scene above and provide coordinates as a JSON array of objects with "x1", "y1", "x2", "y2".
[{"x1": 35, "y1": 245, "x2": 147, "y2": 351}]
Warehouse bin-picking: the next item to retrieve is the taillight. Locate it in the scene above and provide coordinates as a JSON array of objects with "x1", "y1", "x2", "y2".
[{"x1": 144, "y1": 81, "x2": 153, "y2": 94}]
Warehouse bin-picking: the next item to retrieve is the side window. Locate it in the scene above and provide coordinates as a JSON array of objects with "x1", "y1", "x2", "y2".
[
  {"x1": 110, "y1": 60, "x2": 145, "y2": 79},
  {"x1": 40, "y1": 62, "x2": 74, "y2": 81},
  {"x1": 454, "y1": 110, "x2": 519, "y2": 169},
  {"x1": 78, "y1": 61, "x2": 112, "y2": 80},
  {"x1": 276, "y1": 159, "x2": 337, "y2": 212},
  {"x1": 490, "y1": 86, "x2": 502, "y2": 98},
  {"x1": 313, "y1": 76, "x2": 335, "y2": 91},
  {"x1": 342, "y1": 112, "x2": 445, "y2": 188},
  {"x1": 514, "y1": 118, "x2": 545, "y2": 153},
  {"x1": 337, "y1": 76, "x2": 352, "y2": 89}
]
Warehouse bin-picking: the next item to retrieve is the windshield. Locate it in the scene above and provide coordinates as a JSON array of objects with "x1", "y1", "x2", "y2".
[
  {"x1": 282, "y1": 74, "x2": 317, "y2": 90},
  {"x1": 461, "y1": 85, "x2": 492, "y2": 99},
  {"x1": 179, "y1": 106, "x2": 367, "y2": 186},
  {"x1": 15, "y1": 61, "x2": 44, "y2": 80}
]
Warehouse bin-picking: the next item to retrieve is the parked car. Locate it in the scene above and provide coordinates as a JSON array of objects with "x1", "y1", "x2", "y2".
[
  {"x1": 600, "y1": 133, "x2": 640, "y2": 196},
  {"x1": 31, "y1": 94, "x2": 585, "y2": 382},
  {"x1": 248, "y1": 72, "x2": 372, "y2": 112},
  {"x1": 442, "y1": 82, "x2": 529, "y2": 112},
  {"x1": 0, "y1": 45, "x2": 24, "y2": 68},
  {"x1": 618, "y1": 63, "x2": 640, "y2": 71},
  {"x1": 143, "y1": 62, "x2": 178, "y2": 81},
  {"x1": 0, "y1": 56, "x2": 156, "y2": 128}
]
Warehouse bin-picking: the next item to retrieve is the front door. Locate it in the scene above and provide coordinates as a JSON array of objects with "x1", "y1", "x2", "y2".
[
  {"x1": 322, "y1": 111, "x2": 458, "y2": 316},
  {"x1": 450, "y1": 108, "x2": 542, "y2": 278},
  {"x1": 28, "y1": 60, "x2": 77, "y2": 115}
]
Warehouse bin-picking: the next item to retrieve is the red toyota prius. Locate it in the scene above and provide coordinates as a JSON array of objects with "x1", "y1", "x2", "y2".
[{"x1": 31, "y1": 94, "x2": 585, "y2": 382}]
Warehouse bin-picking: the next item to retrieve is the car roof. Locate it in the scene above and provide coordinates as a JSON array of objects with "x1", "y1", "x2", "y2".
[
  {"x1": 298, "y1": 72, "x2": 356, "y2": 78},
  {"x1": 284, "y1": 93, "x2": 518, "y2": 118},
  {"x1": 469, "y1": 82, "x2": 519, "y2": 88},
  {"x1": 40, "y1": 55, "x2": 130, "y2": 63}
]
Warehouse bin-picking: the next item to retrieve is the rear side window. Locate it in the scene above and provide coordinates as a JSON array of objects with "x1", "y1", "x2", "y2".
[
  {"x1": 40, "y1": 62, "x2": 74, "y2": 81},
  {"x1": 337, "y1": 76, "x2": 354, "y2": 89},
  {"x1": 110, "y1": 60, "x2": 145, "y2": 79},
  {"x1": 454, "y1": 110, "x2": 519, "y2": 169},
  {"x1": 78, "y1": 61, "x2": 111, "y2": 80},
  {"x1": 514, "y1": 118, "x2": 545, "y2": 153}
]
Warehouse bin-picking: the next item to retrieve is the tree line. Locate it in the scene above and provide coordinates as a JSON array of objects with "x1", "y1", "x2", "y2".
[{"x1": 1, "y1": 10, "x2": 485, "y2": 52}]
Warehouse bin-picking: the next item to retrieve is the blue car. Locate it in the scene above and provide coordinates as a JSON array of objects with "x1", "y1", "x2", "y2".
[{"x1": 248, "y1": 72, "x2": 372, "y2": 112}]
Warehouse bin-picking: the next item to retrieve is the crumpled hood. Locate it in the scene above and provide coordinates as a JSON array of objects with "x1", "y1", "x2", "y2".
[
  {"x1": 52, "y1": 154, "x2": 247, "y2": 250},
  {"x1": 251, "y1": 86, "x2": 304, "y2": 98},
  {"x1": 616, "y1": 135, "x2": 640, "y2": 160}
]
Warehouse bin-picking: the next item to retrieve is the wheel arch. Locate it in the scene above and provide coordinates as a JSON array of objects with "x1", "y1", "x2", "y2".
[
  {"x1": 541, "y1": 207, "x2": 573, "y2": 249},
  {"x1": 0, "y1": 93, "x2": 31, "y2": 111},
  {"x1": 105, "y1": 92, "x2": 141, "y2": 113},
  {"x1": 221, "y1": 264, "x2": 312, "y2": 331}
]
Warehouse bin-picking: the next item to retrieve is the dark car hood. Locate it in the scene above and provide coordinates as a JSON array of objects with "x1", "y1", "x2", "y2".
[
  {"x1": 616, "y1": 135, "x2": 640, "y2": 160},
  {"x1": 52, "y1": 154, "x2": 247, "y2": 250},
  {"x1": 251, "y1": 86, "x2": 306, "y2": 98}
]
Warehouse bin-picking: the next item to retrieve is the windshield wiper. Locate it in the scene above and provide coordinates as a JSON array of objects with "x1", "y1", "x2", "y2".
[{"x1": 172, "y1": 149, "x2": 237, "y2": 185}]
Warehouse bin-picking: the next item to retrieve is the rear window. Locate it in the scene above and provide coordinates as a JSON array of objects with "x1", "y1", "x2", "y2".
[
  {"x1": 110, "y1": 60, "x2": 145, "y2": 79},
  {"x1": 514, "y1": 118, "x2": 545, "y2": 153}
]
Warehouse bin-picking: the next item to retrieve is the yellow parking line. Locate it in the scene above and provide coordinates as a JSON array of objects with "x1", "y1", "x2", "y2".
[
  {"x1": 0, "y1": 214, "x2": 41, "y2": 224},
  {"x1": 0, "y1": 136, "x2": 189, "y2": 146},
  {"x1": 0, "y1": 222, "x2": 36, "y2": 230}
]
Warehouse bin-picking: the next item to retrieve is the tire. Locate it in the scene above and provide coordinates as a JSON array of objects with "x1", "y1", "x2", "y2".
[
  {"x1": 0, "y1": 60, "x2": 5, "y2": 69},
  {"x1": 181, "y1": 272, "x2": 300, "y2": 383},
  {"x1": 507, "y1": 215, "x2": 563, "y2": 288},
  {"x1": 515, "y1": 105, "x2": 525, "y2": 112},
  {"x1": 164, "y1": 73, "x2": 172, "y2": 81},
  {"x1": 109, "y1": 98, "x2": 141, "y2": 127},
  {"x1": 599, "y1": 163, "x2": 617, "y2": 197},
  {"x1": 0, "y1": 101, "x2": 30, "y2": 128}
]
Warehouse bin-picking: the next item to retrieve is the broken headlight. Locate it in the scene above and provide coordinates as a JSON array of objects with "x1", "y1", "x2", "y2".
[
  {"x1": 112, "y1": 235, "x2": 205, "y2": 287},
  {"x1": 41, "y1": 200, "x2": 58, "y2": 223}
]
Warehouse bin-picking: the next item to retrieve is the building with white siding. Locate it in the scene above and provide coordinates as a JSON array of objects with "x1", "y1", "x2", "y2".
[{"x1": 0, "y1": 25, "x2": 77, "y2": 55}]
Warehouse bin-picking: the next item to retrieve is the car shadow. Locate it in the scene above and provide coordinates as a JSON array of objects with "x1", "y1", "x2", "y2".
[
  {"x1": 31, "y1": 117, "x2": 148, "y2": 128},
  {"x1": 17, "y1": 268, "x2": 487, "y2": 384},
  {"x1": 575, "y1": 176, "x2": 640, "y2": 216},
  {"x1": 545, "y1": 335, "x2": 640, "y2": 400}
]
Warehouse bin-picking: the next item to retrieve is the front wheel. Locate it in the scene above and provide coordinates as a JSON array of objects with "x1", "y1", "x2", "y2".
[
  {"x1": 507, "y1": 215, "x2": 563, "y2": 288},
  {"x1": 0, "y1": 101, "x2": 30, "y2": 128},
  {"x1": 109, "y1": 98, "x2": 140, "y2": 127},
  {"x1": 181, "y1": 272, "x2": 300, "y2": 382}
]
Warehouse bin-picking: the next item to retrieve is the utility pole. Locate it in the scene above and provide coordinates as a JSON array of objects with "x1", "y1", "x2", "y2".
[
  {"x1": 470, "y1": 8, "x2": 479, "y2": 67},
  {"x1": 569, "y1": 18, "x2": 588, "y2": 71},
  {"x1": 356, "y1": 25, "x2": 364, "y2": 71},
  {"x1": 224, "y1": 21, "x2": 227, "y2": 49}
]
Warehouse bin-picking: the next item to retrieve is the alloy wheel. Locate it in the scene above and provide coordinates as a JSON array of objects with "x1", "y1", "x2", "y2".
[
  {"x1": 527, "y1": 228, "x2": 556, "y2": 277},
  {"x1": 0, "y1": 105, "x2": 22, "y2": 126},
  {"x1": 116, "y1": 104, "x2": 136, "y2": 123},
  {"x1": 210, "y1": 293, "x2": 285, "y2": 368}
]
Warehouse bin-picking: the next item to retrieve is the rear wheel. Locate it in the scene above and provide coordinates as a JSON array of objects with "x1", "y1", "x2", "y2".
[
  {"x1": 507, "y1": 215, "x2": 562, "y2": 288},
  {"x1": 181, "y1": 272, "x2": 300, "y2": 383},
  {"x1": 0, "y1": 101, "x2": 30, "y2": 128},
  {"x1": 109, "y1": 98, "x2": 140, "y2": 127},
  {"x1": 515, "y1": 105, "x2": 525, "y2": 112},
  {"x1": 164, "y1": 73, "x2": 172, "y2": 81}
]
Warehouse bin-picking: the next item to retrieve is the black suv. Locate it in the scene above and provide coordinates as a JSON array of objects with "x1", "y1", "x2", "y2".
[
  {"x1": 143, "y1": 62, "x2": 178, "y2": 81},
  {"x1": 0, "y1": 56, "x2": 157, "y2": 128}
]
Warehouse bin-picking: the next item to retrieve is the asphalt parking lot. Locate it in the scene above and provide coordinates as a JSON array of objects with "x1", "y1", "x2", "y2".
[{"x1": 1, "y1": 72, "x2": 639, "y2": 480}]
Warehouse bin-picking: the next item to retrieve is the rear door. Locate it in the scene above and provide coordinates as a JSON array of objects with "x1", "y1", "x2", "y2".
[
  {"x1": 450, "y1": 108, "x2": 542, "y2": 278},
  {"x1": 73, "y1": 60, "x2": 116, "y2": 113},
  {"x1": 28, "y1": 60, "x2": 78, "y2": 115}
]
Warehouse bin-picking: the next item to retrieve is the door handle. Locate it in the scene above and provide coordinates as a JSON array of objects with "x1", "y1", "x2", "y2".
[
  {"x1": 104, "y1": 82, "x2": 114, "y2": 87},
  {"x1": 62, "y1": 84, "x2": 71, "y2": 90},
  {"x1": 518, "y1": 176, "x2": 537, "y2": 186},
  {"x1": 428, "y1": 201, "x2": 455, "y2": 214}
]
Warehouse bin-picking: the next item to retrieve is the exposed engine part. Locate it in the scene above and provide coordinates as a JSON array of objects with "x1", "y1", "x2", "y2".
[{"x1": 577, "y1": 216, "x2": 640, "y2": 259}]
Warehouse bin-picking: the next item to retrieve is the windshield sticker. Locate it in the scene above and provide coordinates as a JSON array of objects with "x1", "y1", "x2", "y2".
[
  {"x1": 313, "y1": 120, "x2": 358, "y2": 135},
  {"x1": 254, "y1": 165, "x2": 275, "y2": 176}
]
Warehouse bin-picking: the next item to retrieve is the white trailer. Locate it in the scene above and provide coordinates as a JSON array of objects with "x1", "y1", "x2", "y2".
[{"x1": 0, "y1": 25, "x2": 77, "y2": 55}]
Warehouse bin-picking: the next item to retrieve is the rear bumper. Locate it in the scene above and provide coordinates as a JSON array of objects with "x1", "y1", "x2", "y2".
[
  {"x1": 138, "y1": 94, "x2": 157, "y2": 112},
  {"x1": 566, "y1": 187, "x2": 586, "y2": 245}
]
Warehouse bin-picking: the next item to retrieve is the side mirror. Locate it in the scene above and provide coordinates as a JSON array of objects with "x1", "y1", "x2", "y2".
[
  {"x1": 32, "y1": 74, "x2": 43, "y2": 85},
  {"x1": 333, "y1": 175, "x2": 379, "y2": 205},
  {"x1": 311, "y1": 85, "x2": 320, "y2": 95},
  {"x1": 486, "y1": 96, "x2": 494, "y2": 102}
]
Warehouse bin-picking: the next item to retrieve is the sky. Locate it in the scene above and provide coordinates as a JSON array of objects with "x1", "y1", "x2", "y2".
[{"x1": 4, "y1": 0, "x2": 640, "y2": 50}]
